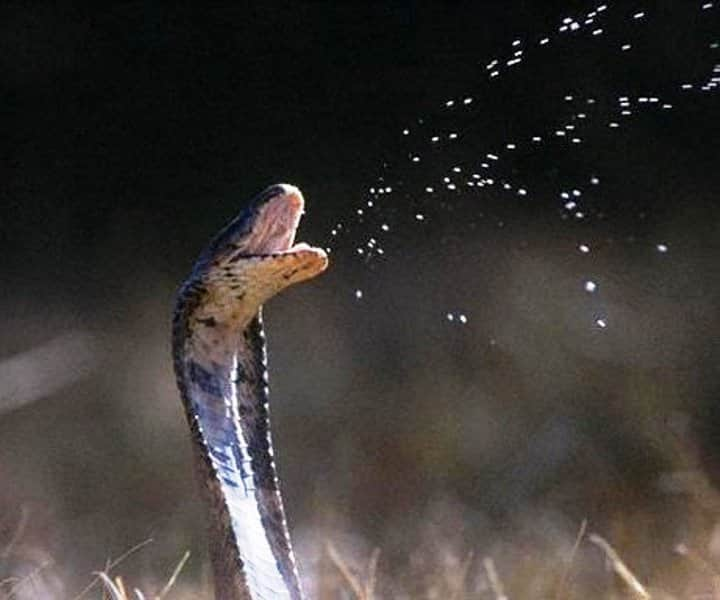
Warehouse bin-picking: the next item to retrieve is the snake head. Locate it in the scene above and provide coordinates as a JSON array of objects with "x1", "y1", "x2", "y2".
[{"x1": 195, "y1": 184, "x2": 328, "y2": 322}]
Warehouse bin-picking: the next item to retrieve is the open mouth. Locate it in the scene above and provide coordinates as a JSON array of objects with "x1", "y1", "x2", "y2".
[
  {"x1": 242, "y1": 185, "x2": 327, "y2": 271},
  {"x1": 247, "y1": 184, "x2": 307, "y2": 255}
]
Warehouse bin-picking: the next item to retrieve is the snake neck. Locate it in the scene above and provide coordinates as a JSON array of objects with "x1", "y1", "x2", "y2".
[{"x1": 173, "y1": 281, "x2": 304, "y2": 600}]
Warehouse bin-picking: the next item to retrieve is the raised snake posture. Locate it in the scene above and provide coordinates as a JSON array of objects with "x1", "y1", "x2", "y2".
[{"x1": 172, "y1": 184, "x2": 328, "y2": 599}]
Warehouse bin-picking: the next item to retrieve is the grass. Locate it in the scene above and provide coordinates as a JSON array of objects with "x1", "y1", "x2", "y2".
[{"x1": 2, "y1": 518, "x2": 720, "y2": 599}]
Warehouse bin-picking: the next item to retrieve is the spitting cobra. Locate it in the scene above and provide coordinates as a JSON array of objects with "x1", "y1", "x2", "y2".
[{"x1": 172, "y1": 184, "x2": 328, "y2": 600}]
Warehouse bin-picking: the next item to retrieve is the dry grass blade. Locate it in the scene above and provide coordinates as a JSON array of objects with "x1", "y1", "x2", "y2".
[
  {"x1": 555, "y1": 518, "x2": 588, "y2": 600},
  {"x1": 364, "y1": 548, "x2": 381, "y2": 600},
  {"x1": 1, "y1": 507, "x2": 30, "y2": 560},
  {"x1": 326, "y1": 542, "x2": 365, "y2": 599},
  {"x1": 96, "y1": 572, "x2": 126, "y2": 600},
  {"x1": 5, "y1": 560, "x2": 53, "y2": 600},
  {"x1": 588, "y1": 533, "x2": 651, "y2": 599},
  {"x1": 73, "y1": 538, "x2": 154, "y2": 600},
  {"x1": 450, "y1": 550, "x2": 475, "y2": 600},
  {"x1": 156, "y1": 550, "x2": 191, "y2": 600},
  {"x1": 483, "y1": 556, "x2": 508, "y2": 600}
]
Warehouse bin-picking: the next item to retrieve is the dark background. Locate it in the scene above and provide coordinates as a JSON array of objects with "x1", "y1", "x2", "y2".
[{"x1": 1, "y1": 2, "x2": 719, "y2": 598}]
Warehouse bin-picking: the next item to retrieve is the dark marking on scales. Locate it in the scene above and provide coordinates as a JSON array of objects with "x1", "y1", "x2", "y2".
[{"x1": 188, "y1": 360, "x2": 226, "y2": 397}]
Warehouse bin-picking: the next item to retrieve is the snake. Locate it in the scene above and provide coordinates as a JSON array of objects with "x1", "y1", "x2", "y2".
[{"x1": 172, "y1": 184, "x2": 328, "y2": 600}]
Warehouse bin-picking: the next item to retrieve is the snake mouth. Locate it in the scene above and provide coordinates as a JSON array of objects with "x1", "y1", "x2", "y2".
[
  {"x1": 242, "y1": 185, "x2": 328, "y2": 271},
  {"x1": 246, "y1": 184, "x2": 306, "y2": 255}
]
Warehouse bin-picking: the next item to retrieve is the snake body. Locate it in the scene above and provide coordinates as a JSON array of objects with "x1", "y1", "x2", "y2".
[{"x1": 172, "y1": 185, "x2": 328, "y2": 600}]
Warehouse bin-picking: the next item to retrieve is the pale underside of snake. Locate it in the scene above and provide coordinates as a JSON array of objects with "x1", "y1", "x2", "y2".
[{"x1": 172, "y1": 184, "x2": 328, "y2": 600}]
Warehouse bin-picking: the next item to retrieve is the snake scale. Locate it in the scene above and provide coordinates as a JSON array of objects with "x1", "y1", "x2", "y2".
[{"x1": 172, "y1": 184, "x2": 328, "y2": 599}]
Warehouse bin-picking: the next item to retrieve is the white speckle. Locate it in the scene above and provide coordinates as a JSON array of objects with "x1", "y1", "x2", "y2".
[
  {"x1": 518, "y1": 188, "x2": 527, "y2": 196},
  {"x1": 572, "y1": 137, "x2": 582, "y2": 144},
  {"x1": 701, "y1": 2, "x2": 713, "y2": 9},
  {"x1": 512, "y1": 39, "x2": 522, "y2": 46},
  {"x1": 487, "y1": 153, "x2": 499, "y2": 160},
  {"x1": 565, "y1": 201, "x2": 577, "y2": 210},
  {"x1": 449, "y1": 132, "x2": 458, "y2": 139},
  {"x1": 447, "y1": 183, "x2": 457, "y2": 190},
  {"x1": 597, "y1": 5, "x2": 607, "y2": 12},
  {"x1": 584, "y1": 280, "x2": 597, "y2": 292},
  {"x1": 506, "y1": 143, "x2": 516, "y2": 150},
  {"x1": 579, "y1": 244, "x2": 590, "y2": 253},
  {"x1": 356, "y1": 248, "x2": 364, "y2": 255},
  {"x1": 596, "y1": 318, "x2": 607, "y2": 329},
  {"x1": 577, "y1": 112, "x2": 587, "y2": 119},
  {"x1": 590, "y1": 176, "x2": 600, "y2": 185},
  {"x1": 367, "y1": 200, "x2": 374, "y2": 208},
  {"x1": 412, "y1": 156, "x2": 421, "y2": 163},
  {"x1": 486, "y1": 60, "x2": 498, "y2": 70},
  {"x1": 425, "y1": 186, "x2": 434, "y2": 193},
  {"x1": 459, "y1": 314, "x2": 468, "y2": 324},
  {"x1": 657, "y1": 243, "x2": 668, "y2": 253},
  {"x1": 662, "y1": 103, "x2": 673, "y2": 109},
  {"x1": 572, "y1": 189, "x2": 582, "y2": 197},
  {"x1": 565, "y1": 95, "x2": 574, "y2": 101},
  {"x1": 507, "y1": 58, "x2": 522, "y2": 67},
  {"x1": 463, "y1": 97, "x2": 473, "y2": 104},
  {"x1": 415, "y1": 213, "x2": 425, "y2": 221},
  {"x1": 633, "y1": 11, "x2": 646, "y2": 19},
  {"x1": 356, "y1": 209, "x2": 364, "y2": 216},
  {"x1": 385, "y1": 186, "x2": 392, "y2": 193},
  {"x1": 587, "y1": 98, "x2": 596, "y2": 104},
  {"x1": 490, "y1": 70, "x2": 500, "y2": 78},
  {"x1": 575, "y1": 211, "x2": 585, "y2": 219},
  {"x1": 402, "y1": 128, "x2": 410, "y2": 135},
  {"x1": 452, "y1": 166, "x2": 462, "y2": 173},
  {"x1": 592, "y1": 28, "x2": 603, "y2": 36},
  {"x1": 555, "y1": 130, "x2": 566, "y2": 136},
  {"x1": 446, "y1": 313, "x2": 455, "y2": 322},
  {"x1": 445, "y1": 100, "x2": 455, "y2": 107},
  {"x1": 570, "y1": 22, "x2": 580, "y2": 31},
  {"x1": 355, "y1": 289, "x2": 363, "y2": 299},
  {"x1": 539, "y1": 37, "x2": 550, "y2": 45},
  {"x1": 431, "y1": 136, "x2": 440, "y2": 143},
  {"x1": 532, "y1": 136, "x2": 542, "y2": 142},
  {"x1": 381, "y1": 223, "x2": 389, "y2": 231},
  {"x1": 621, "y1": 44, "x2": 632, "y2": 51},
  {"x1": 609, "y1": 122, "x2": 620, "y2": 128},
  {"x1": 681, "y1": 83, "x2": 694, "y2": 90}
]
